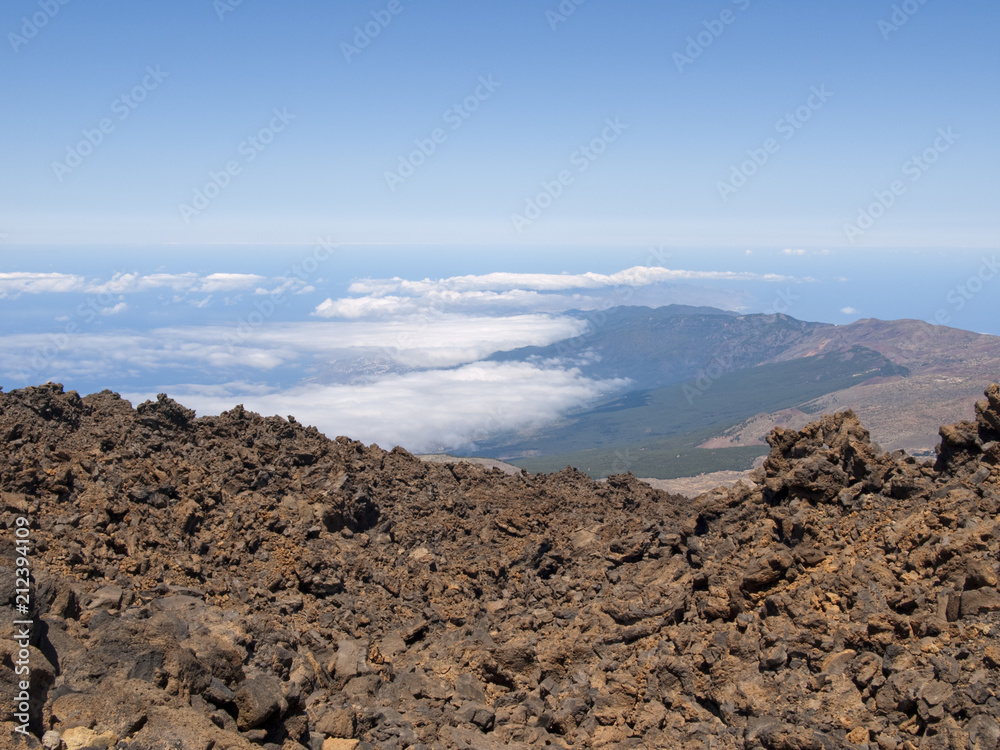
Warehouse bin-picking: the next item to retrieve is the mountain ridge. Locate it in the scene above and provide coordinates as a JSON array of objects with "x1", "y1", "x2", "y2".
[
  {"x1": 472, "y1": 307, "x2": 1000, "y2": 478},
  {"x1": 489, "y1": 305, "x2": 831, "y2": 393}
]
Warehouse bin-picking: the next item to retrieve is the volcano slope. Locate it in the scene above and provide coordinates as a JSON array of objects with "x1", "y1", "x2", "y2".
[{"x1": 1, "y1": 384, "x2": 1000, "y2": 749}]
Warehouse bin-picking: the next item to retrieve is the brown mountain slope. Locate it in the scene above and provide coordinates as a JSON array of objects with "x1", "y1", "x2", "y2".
[
  {"x1": 770, "y1": 318, "x2": 1000, "y2": 373},
  {"x1": 1, "y1": 383, "x2": 1000, "y2": 748},
  {"x1": 695, "y1": 319, "x2": 1000, "y2": 456}
]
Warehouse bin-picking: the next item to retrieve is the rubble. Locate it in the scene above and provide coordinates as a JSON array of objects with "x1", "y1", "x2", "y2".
[{"x1": 1, "y1": 382, "x2": 998, "y2": 748}]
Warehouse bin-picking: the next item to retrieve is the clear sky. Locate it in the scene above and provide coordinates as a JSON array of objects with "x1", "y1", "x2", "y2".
[{"x1": 1, "y1": 0, "x2": 997, "y2": 247}]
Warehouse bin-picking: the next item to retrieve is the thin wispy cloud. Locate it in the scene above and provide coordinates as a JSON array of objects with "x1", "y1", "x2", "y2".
[
  {"x1": 90, "y1": 271, "x2": 267, "y2": 295},
  {"x1": 101, "y1": 302, "x2": 129, "y2": 316},
  {"x1": 0, "y1": 271, "x2": 270, "y2": 299},
  {"x1": 254, "y1": 278, "x2": 316, "y2": 296}
]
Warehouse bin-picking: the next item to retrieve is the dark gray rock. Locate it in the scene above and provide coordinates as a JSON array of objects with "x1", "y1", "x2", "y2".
[{"x1": 234, "y1": 675, "x2": 286, "y2": 730}]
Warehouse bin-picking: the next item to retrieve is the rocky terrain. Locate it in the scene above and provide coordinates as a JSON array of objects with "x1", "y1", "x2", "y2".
[
  {"x1": 2, "y1": 382, "x2": 1000, "y2": 749},
  {"x1": 640, "y1": 469, "x2": 760, "y2": 499}
]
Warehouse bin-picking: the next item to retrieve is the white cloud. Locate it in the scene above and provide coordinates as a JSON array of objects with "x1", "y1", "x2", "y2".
[
  {"x1": 782, "y1": 248, "x2": 806, "y2": 256},
  {"x1": 314, "y1": 288, "x2": 600, "y2": 319},
  {"x1": 315, "y1": 295, "x2": 417, "y2": 318},
  {"x1": 0, "y1": 329, "x2": 290, "y2": 384},
  {"x1": 3, "y1": 270, "x2": 269, "y2": 298},
  {"x1": 0, "y1": 315, "x2": 590, "y2": 384},
  {"x1": 320, "y1": 266, "x2": 791, "y2": 319},
  {"x1": 347, "y1": 265, "x2": 792, "y2": 297},
  {"x1": 0, "y1": 272, "x2": 86, "y2": 298},
  {"x1": 89, "y1": 272, "x2": 199, "y2": 294},
  {"x1": 253, "y1": 277, "x2": 319, "y2": 296},
  {"x1": 840, "y1": 306, "x2": 859, "y2": 315},
  {"x1": 250, "y1": 315, "x2": 590, "y2": 368},
  {"x1": 100, "y1": 302, "x2": 128, "y2": 316},
  {"x1": 97, "y1": 271, "x2": 265, "y2": 294},
  {"x1": 197, "y1": 273, "x2": 266, "y2": 293},
  {"x1": 135, "y1": 362, "x2": 630, "y2": 453},
  {"x1": 85, "y1": 272, "x2": 142, "y2": 295}
]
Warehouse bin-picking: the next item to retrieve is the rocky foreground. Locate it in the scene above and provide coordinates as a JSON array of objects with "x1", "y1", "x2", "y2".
[{"x1": 2, "y1": 383, "x2": 1000, "y2": 750}]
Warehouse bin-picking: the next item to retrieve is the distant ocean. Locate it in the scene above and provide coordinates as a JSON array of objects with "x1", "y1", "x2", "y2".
[{"x1": 4, "y1": 245, "x2": 997, "y2": 334}]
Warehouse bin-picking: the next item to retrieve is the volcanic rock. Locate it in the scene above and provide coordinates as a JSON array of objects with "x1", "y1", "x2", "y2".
[{"x1": 0, "y1": 382, "x2": 999, "y2": 747}]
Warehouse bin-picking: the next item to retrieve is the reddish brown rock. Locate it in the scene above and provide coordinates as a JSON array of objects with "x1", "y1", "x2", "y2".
[{"x1": 1, "y1": 382, "x2": 999, "y2": 749}]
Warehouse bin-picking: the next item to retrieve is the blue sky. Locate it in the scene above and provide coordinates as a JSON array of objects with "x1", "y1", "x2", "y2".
[
  {"x1": 1, "y1": 2, "x2": 998, "y2": 451},
  {"x1": 1, "y1": 0, "x2": 997, "y2": 246}
]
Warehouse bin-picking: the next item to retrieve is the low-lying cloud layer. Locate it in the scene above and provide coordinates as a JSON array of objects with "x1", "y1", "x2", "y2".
[
  {"x1": 0, "y1": 315, "x2": 589, "y2": 382},
  {"x1": 128, "y1": 362, "x2": 630, "y2": 453},
  {"x1": 2, "y1": 262, "x2": 804, "y2": 453}
]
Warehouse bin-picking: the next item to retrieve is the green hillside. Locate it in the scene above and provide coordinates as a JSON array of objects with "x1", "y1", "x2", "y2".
[
  {"x1": 489, "y1": 305, "x2": 831, "y2": 391},
  {"x1": 467, "y1": 345, "x2": 908, "y2": 478}
]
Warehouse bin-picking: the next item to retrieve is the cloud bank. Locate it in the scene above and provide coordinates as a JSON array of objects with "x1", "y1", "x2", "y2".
[
  {"x1": 0, "y1": 315, "x2": 590, "y2": 382},
  {"x1": 131, "y1": 362, "x2": 630, "y2": 453}
]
